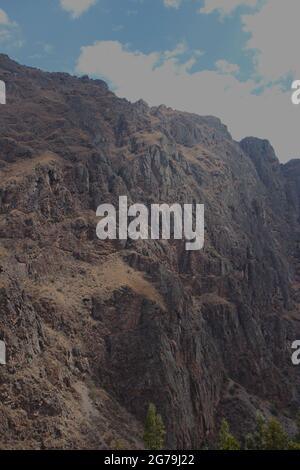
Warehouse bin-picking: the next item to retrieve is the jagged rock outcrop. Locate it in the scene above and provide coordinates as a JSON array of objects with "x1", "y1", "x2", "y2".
[{"x1": 0, "y1": 54, "x2": 300, "y2": 449}]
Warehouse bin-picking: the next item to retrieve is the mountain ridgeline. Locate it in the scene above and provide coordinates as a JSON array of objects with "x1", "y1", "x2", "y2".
[{"x1": 0, "y1": 54, "x2": 300, "y2": 449}]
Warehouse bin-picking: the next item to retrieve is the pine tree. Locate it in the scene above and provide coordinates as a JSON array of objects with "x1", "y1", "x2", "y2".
[
  {"x1": 263, "y1": 418, "x2": 289, "y2": 450},
  {"x1": 143, "y1": 403, "x2": 157, "y2": 450},
  {"x1": 218, "y1": 419, "x2": 240, "y2": 450},
  {"x1": 244, "y1": 414, "x2": 266, "y2": 450},
  {"x1": 245, "y1": 433, "x2": 257, "y2": 450},
  {"x1": 143, "y1": 403, "x2": 166, "y2": 450},
  {"x1": 155, "y1": 413, "x2": 166, "y2": 449},
  {"x1": 252, "y1": 413, "x2": 267, "y2": 450}
]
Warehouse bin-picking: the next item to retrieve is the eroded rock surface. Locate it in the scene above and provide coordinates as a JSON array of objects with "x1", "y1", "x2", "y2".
[{"x1": 0, "y1": 54, "x2": 300, "y2": 449}]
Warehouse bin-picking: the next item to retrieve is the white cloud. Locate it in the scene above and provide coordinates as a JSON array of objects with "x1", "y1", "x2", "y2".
[
  {"x1": 44, "y1": 43, "x2": 54, "y2": 54},
  {"x1": 215, "y1": 60, "x2": 240, "y2": 75},
  {"x1": 200, "y1": 0, "x2": 258, "y2": 16},
  {"x1": 164, "y1": 42, "x2": 187, "y2": 59},
  {"x1": 60, "y1": 0, "x2": 97, "y2": 18},
  {"x1": 163, "y1": 0, "x2": 182, "y2": 8},
  {"x1": 0, "y1": 8, "x2": 21, "y2": 47},
  {"x1": 76, "y1": 40, "x2": 300, "y2": 162},
  {"x1": 0, "y1": 8, "x2": 12, "y2": 25},
  {"x1": 201, "y1": 0, "x2": 300, "y2": 83},
  {"x1": 242, "y1": 0, "x2": 300, "y2": 82}
]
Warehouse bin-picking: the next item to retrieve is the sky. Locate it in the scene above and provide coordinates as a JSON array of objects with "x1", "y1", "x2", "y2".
[{"x1": 0, "y1": 0, "x2": 299, "y2": 162}]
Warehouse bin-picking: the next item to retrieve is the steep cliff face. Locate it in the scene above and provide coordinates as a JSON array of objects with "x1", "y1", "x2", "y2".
[{"x1": 0, "y1": 54, "x2": 300, "y2": 449}]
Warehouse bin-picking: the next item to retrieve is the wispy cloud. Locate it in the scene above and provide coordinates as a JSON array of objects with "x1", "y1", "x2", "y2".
[
  {"x1": 60, "y1": 0, "x2": 97, "y2": 19},
  {"x1": 163, "y1": 0, "x2": 182, "y2": 9},
  {"x1": 0, "y1": 8, "x2": 13, "y2": 25},
  {"x1": 0, "y1": 8, "x2": 22, "y2": 48},
  {"x1": 200, "y1": 0, "x2": 258, "y2": 17},
  {"x1": 215, "y1": 59, "x2": 240, "y2": 75}
]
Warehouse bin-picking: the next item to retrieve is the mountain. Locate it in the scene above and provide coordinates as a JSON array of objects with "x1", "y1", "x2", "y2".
[{"x1": 0, "y1": 54, "x2": 300, "y2": 449}]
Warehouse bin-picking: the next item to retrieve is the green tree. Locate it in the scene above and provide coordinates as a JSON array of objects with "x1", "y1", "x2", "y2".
[
  {"x1": 263, "y1": 418, "x2": 289, "y2": 450},
  {"x1": 247, "y1": 413, "x2": 267, "y2": 450},
  {"x1": 288, "y1": 441, "x2": 300, "y2": 450},
  {"x1": 256, "y1": 413, "x2": 267, "y2": 450},
  {"x1": 245, "y1": 433, "x2": 257, "y2": 450},
  {"x1": 143, "y1": 403, "x2": 166, "y2": 450},
  {"x1": 218, "y1": 419, "x2": 240, "y2": 450}
]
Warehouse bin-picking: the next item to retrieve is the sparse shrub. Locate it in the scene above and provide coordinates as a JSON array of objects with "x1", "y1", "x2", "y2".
[{"x1": 111, "y1": 438, "x2": 129, "y2": 450}]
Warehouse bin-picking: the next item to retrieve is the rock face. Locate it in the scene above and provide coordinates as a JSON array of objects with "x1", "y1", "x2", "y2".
[{"x1": 0, "y1": 54, "x2": 300, "y2": 449}]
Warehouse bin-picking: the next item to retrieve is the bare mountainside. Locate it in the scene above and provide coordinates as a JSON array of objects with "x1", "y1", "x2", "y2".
[{"x1": 0, "y1": 54, "x2": 300, "y2": 449}]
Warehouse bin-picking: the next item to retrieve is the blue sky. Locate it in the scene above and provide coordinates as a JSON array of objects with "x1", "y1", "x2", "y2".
[
  {"x1": 0, "y1": 0, "x2": 300, "y2": 162},
  {"x1": 0, "y1": 0, "x2": 255, "y2": 75}
]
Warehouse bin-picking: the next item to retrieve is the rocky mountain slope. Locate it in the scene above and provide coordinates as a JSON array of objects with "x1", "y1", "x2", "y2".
[{"x1": 0, "y1": 54, "x2": 300, "y2": 449}]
